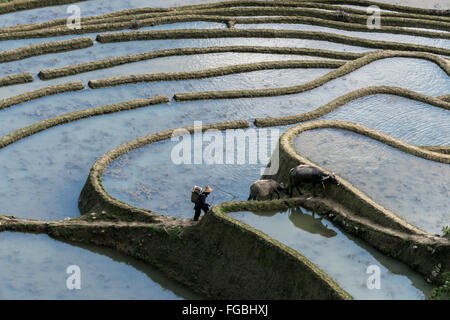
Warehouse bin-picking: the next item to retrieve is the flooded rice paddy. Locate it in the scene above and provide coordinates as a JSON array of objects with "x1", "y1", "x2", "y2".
[
  {"x1": 0, "y1": 231, "x2": 201, "y2": 299},
  {"x1": 294, "y1": 129, "x2": 449, "y2": 235},
  {"x1": 0, "y1": 0, "x2": 448, "y2": 299},
  {"x1": 228, "y1": 208, "x2": 432, "y2": 299}
]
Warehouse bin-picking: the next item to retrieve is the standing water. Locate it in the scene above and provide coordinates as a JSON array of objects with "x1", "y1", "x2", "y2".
[{"x1": 0, "y1": 0, "x2": 448, "y2": 299}]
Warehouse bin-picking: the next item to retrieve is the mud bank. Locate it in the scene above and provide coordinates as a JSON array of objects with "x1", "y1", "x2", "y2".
[
  {"x1": 3, "y1": 1, "x2": 449, "y2": 39},
  {"x1": 88, "y1": 59, "x2": 344, "y2": 89},
  {"x1": 39, "y1": 46, "x2": 361, "y2": 80},
  {"x1": 96, "y1": 29, "x2": 450, "y2": 57},
  {"x1": 173, "y1": 50, "x2": 450, "y2": 101},
  {"x1": 254, "y1": 85, "x2": 450, "y2": 127},
  {"x1": 0, "y1": 207, "x2": 350, "y2": 300},
  {"x1": 0, "y1": 81, "x2": 84, "y2": 110},
  {"x1": 0, "y1": 95, "x2": 170, "y2": 149},
  {"x1": 265, "y1": 120, "x2": 450, "y2": 282},
  {"x1": 0, "y1": 37, "x2": 94, "y2": 63},
  {"x1": 0, "y1": 72, "x2": 33, "y2": 87}
]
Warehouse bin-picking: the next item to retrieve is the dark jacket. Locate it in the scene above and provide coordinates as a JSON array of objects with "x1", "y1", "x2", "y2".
[{"x1": 194, "y1": 192, "x2": 209, "y2": 210}]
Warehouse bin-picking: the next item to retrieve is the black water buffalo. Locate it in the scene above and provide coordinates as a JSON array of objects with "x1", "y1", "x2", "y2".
[
  {"x1": 289, "y1": 165, "x2": 339, "y2": 197},
  {"x1": 248, "y1": 179, "x2": 289, "y2": 200}
]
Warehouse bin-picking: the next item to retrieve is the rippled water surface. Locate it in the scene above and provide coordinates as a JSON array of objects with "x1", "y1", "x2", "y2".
[
  {"x1": 236, "y1": 23, "x2": 450, "y2": 49},
  {"x1": 0, "y1": 0, "x2": 224, "y2": 28},
  {"x1": 103, "y1": 130, "x2": 281, "y2": 219},
  {"x1": 0, "y1": 232, "x2": 201, "y2": 299},
  {"x1": 0, "y1": 0, "x2": 448, "y2": 300},
  {"x1": 374, "y1": 0, "x2": 449, "y2": 9},
  {"x1": 0, "y1": 57, "x2": 448, "y2": 219},
  {"x1": 320, "y1": 94, "x2": 450, "y2": 146},
  {"x1": 229, "y1": 208, "x2": 432, "y2": 300},
  {"x1": 1, "y1": 55, "x2": 448, "y2": 137},
  {"x1": 294, "y1": 129, "x2": 450, "y2": 235}
]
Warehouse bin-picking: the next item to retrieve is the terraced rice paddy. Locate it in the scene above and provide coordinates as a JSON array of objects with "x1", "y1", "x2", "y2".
[
  {"x1": 228, "y1": 208, "x2": 431, "y2": 299},
  {"x1": 0, "y1": 0, "x2": 448, "y2": 300}
]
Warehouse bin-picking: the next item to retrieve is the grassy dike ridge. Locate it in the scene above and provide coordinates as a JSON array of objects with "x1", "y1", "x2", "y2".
[
  {"x1": 0, "y1": 82, "x2": 84, "y2": 110},
  {"x1": 317, "y1": 0, "x2": 450, "y2": 16},
  {"x1": 95, "y1": 29, "x2": 450, "y2": 57},
  {"x1": 0, "y1": 37, "x2": 94, "y2": 63},
  {"x1": 0, "y1": 119, "x2": 352, "y2": 299},
  {"x1": 88, "y1": 59, "x2": 345, "y2": 89},
  {"x1": 125, "y1": 7, "x2": 450, "y2": 31},
  {"x1": 0, "y1": 72, "x2": 33, "y2": 87},
  {"x1": 419, "y1": 146, "x2": 450, "y2": 155},
  {"x1": 7, "y1": 14, "x2": 447, "y2": 41},
  {"x1": 78, "y1": 120, "x2": 250, "y2": 223},
  {"x1": 0, "y1": 0, "x2": 89, "y2": 14},
  {"x1": 2, "y1": 8, "x2": 450, "y2": 40},
  {"x1": 0, "y1": 95, "x2": 170, "y2": 149},
  {"x1": 231, "y1": 16, "x2": 450, "y2": 39},
  {"x1": 270, "y1": 120, "x2": 450, "y2": 280},
  {"x1": 39, "y1": 46, "x2": 362, "y2": 80},
  {"x1": 0, "y1": 198, "x2": 352, "y2": 300},
  {"x1": 1, "y1": 0, "x2": 448, "y2": 299},
  {"x1": 271, "y1": 1, "x2": 450, "y2": 22},
  {"x1": 174, "y1": 50, "x2": 450, "y2": 101},
  {"x1": 2, "y1": 0, "x2": 449, "y2": 34},
  {"x1": 254, "y1": 86, "x2": 450, "y2": 127},
  {"x1": 437, "y1": 94, "x2": 450, "y2": 102}
]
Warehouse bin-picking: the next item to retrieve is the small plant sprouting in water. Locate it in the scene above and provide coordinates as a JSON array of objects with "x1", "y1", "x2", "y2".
[
  {"x1": 427, "y1": 272, "x2": 450, "y2": 300},
  {"x1": 443, "y1": 226, "x2": 449, "y2": 236}
]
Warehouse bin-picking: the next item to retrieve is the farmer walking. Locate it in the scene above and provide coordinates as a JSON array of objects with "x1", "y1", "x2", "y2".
[{"x1": 193, "y1": 185, "x2": 213, "y2": 221}]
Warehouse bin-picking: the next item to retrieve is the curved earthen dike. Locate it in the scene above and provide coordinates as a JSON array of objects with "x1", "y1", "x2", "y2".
[
  {"x1": 0, "y1": 0, "x2": 88, "y2": 14},
  {"x1": 0, "y1": 37, "x2": 94, "y2": 63},
  {"x1": 0, "y1": 72, "x2": 33, "y2": 87},
  {"x1": 1, "y1": 108, "x2": 448, "y2": 298},
  {"x1": 263, "y1": 120, "x2": 450, "y2": 282},
  {"x1": 96, "y1": 29, "x2": 450, "y2": 57},
  {"x1": 174, "y1": 51, "x2": 450, "y2": 101},
  {"x1": 0, "y1": 200, "x2": 351, "y2": 300},
  {"x1": 0, "y1": 82, "x2": 84, "y2": 111},
  {"x1": 39, "y1": 46, "x2": 361, "y2": 80},
  {"x1": 0, "y1": 95, "x2": 170, "y2": 149},
  {"x1": 2, "y1": 1, "x2": 449, "y2": 39},
  {"x1": 88, "y1": 60, "x2": 345, "y2": 89},
  {"x1": 1, "y1": 0, "x2": 448, "y2": 299},
  {"x1": 0, "y1": 120, "x2": 352, "y2": 300},
  {"x1": 254, "y1": 85, "x2": 450, "y2": 127}
]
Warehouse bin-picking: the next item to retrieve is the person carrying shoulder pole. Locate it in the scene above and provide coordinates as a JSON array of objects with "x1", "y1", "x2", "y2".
[{"x1": 193, "y1": 185, "x2": 213, "y2": 221}]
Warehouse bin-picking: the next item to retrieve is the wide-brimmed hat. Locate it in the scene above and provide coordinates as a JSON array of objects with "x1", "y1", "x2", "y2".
[{"x1": 204, "y1": 185, "x2": 213, "y2": 193}]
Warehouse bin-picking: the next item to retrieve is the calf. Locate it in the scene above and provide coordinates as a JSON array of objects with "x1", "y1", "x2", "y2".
[
  {"x1": 248, "y1": 179, "x2": 289, "y2": 201},
  {"x1": 289, "y1": 165, "x2": 339, "y2": 197}
]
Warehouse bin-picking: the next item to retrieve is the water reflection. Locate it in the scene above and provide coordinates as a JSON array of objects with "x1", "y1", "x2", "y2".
[
  {"x1": 294, "y1": 129, "x2": 450, "y2": 235},
  {"x1": 0, "y1": 231, "x2": 202, "y2": 300},
  {"x1": 249, "y1": 207, "x2": 337, "y2": 237},
  {"x1": 288, "y1": 207, "x2": 338, "y2": 238},
  {"x1": 229, "y1": 207, "x2": 432, "y2": 300}
]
